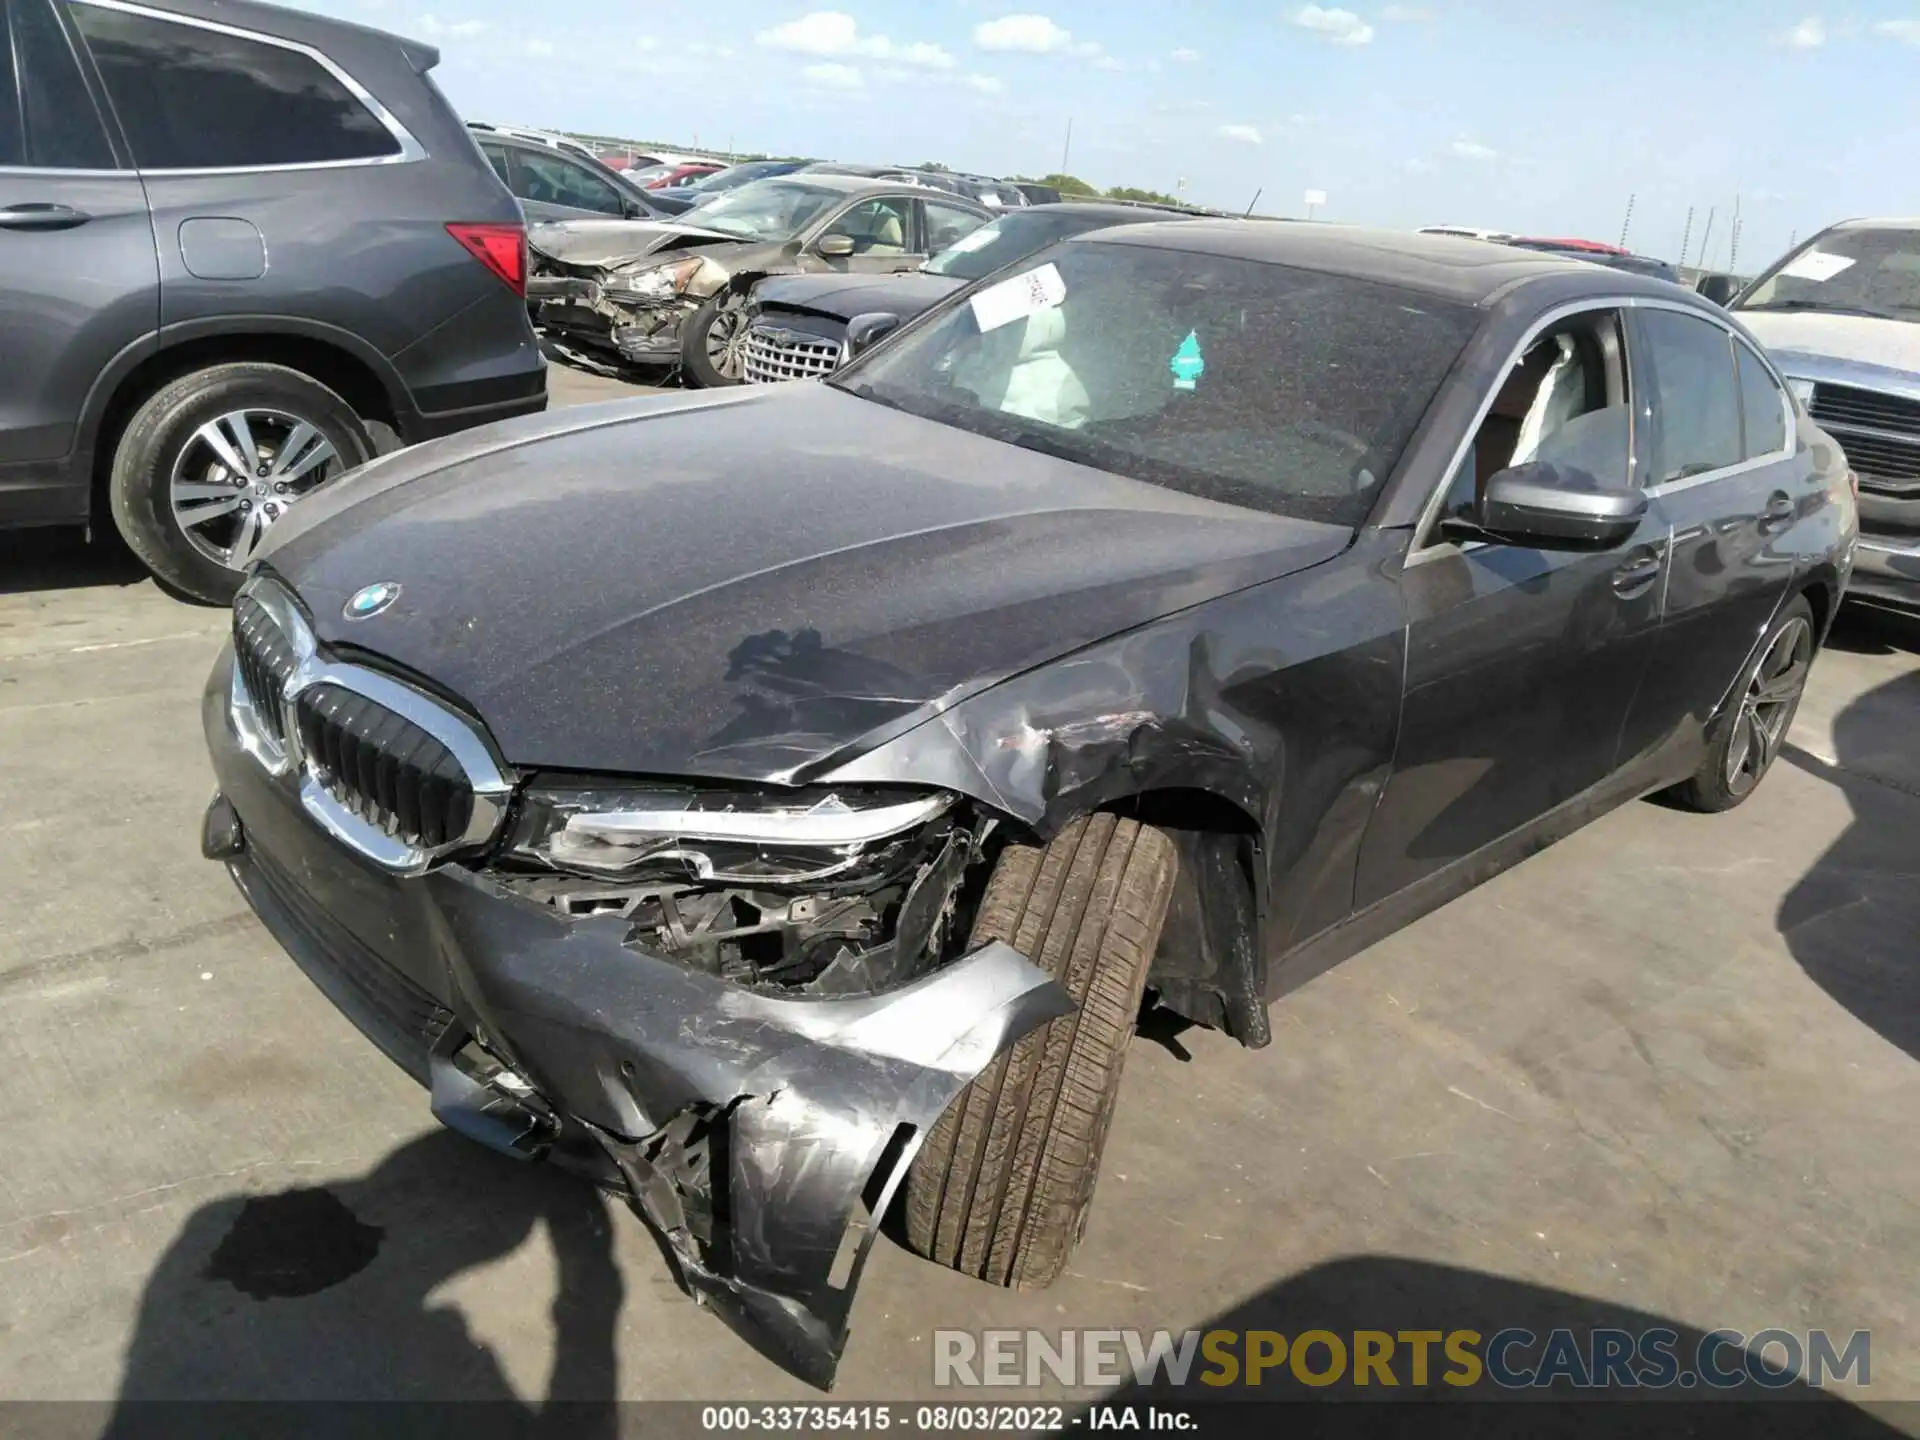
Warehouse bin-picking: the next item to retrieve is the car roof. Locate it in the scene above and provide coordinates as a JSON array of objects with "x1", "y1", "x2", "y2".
[
  {"x1": 1827, "y1": 217, "x2": 1920, "y2": 231},
  {"x1": 1025, "y1": 201, "x2": 1196, "y2": 224},
  {"x1": 1075, "y1": 220, "x2": 1677, "y2": 305}
]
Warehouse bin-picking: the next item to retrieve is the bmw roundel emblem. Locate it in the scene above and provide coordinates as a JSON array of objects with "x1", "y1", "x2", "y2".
[{"x1": 344, "y1": 582, "x2": 401, "y2": 620}]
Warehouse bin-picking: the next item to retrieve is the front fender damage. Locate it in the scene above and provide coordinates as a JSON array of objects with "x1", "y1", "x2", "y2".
[{"x1": 426, "y1": 868, "x2": 1073, "y2": 1388}]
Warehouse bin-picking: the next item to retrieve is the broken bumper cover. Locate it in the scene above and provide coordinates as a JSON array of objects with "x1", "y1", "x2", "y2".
[
  {"x1": 200, "y1": 653, "x2": 1071, "y2": 1387},
  {"x1": 531, "y1": 277, "x2": 696, "y2": 363}
]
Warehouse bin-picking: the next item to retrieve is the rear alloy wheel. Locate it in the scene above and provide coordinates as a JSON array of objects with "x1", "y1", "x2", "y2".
[
  {"x1": 903, "y1": 813, "x2": 1178, "y2": 1290},
  {"x1": 109, "y1": 364, "x2": 373, "y2": 604},
  {"x1": 680, "y1": 293, "x2": 750, "y2": 388},
  {"x1": 1667, "y1": 595, "x2": 1816, "y2": 812}
]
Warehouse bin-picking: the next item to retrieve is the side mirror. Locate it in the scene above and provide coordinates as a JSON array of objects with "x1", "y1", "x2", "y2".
[
  {"x1": 816, "y1": 233, "x2": 856, "y2": 258},
  {"x1": 844, "y1": 311, "x2": 902, "y2": 358},
  {"x1": 622, "y1": 197, "x2": 650, "y2": 219},
  {"x1": 1462, "y1": 462, "x2": 1648, "y2": 549},
  {"x1": 1695, "y1": 272, "x2": 1739, "y2": 306}
]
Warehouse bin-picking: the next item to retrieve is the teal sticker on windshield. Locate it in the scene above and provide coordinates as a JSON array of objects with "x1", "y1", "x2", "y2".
[{"x1": 1170, "y1": 330, "x2": 1204, "y2": 390}]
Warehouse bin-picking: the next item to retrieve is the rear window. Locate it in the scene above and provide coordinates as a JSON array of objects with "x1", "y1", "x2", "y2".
[
  {"x1": 70, "y1": 1, "x2": 402, "y2": 170},
  {"x1": 837, "y1": 239, "x2": 1480, "y2": 525}
]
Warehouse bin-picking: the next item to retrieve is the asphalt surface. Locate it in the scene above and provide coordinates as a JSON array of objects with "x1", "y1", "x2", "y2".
[{"x1": 2, "y1": 360, "x2": 1916, "y2": 1418}]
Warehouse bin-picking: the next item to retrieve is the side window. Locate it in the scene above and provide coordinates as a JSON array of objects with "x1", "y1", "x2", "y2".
[
  {"x1": 1735, "y1": 340, "x2": 1788, "y2": 459},
  {"x1": 515, "y1": 150, "x2": 624, "y2": 215},
  {"x1": 69, "y1": 2, "x2": 401, "y2": 169},
  {"x1": 827, "y1": 197, "x2": 913, "y2": 255},
  {"x1": 477, "y1": 141, "x2": 512, "y2": 187},
  {"x1": 13, "y1": 0, "x2": 114, "y2": 168},
  {"x1": 1638, "y1": 309, "x2": 1743, "y2": 482},
  {"x1": 1433, "y1": 310, "x2": 1629, "y2": 533},
  {"x1": 924, "y1": 199, "x2": 986, "y2": 254}
]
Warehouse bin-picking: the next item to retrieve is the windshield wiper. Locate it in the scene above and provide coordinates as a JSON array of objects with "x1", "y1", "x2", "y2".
[{"x1": 1742, "y1": 298, "x2": 1897, "y2": 320}]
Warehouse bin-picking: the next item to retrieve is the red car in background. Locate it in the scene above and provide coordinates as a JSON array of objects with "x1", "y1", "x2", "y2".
[{"x1": 638, "y1": 161, "x2": 726, "y2": 190}]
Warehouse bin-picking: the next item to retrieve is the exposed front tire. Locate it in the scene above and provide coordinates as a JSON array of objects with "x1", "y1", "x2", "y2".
[
  {"x1": 903, "y1": 813, "x2": 1178, "y2": 1289},
  {"x1": 1665, "y1": 594, "x2": 1816, "y2": 813},
  {"x1": 108, "y1": 363, "x2": 373, "y2": 604},
  {"x1": 679, "y1": 293, "x2": 749, "y2": 388}
]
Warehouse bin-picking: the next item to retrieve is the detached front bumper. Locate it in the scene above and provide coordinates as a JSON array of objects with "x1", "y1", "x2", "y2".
[
  {"x1": 201, "y1": 652, "x2": 1070, "y2": 1387},
  {"x1": 1851, "y1": 534, "x2": 1920, "y2": 615}
]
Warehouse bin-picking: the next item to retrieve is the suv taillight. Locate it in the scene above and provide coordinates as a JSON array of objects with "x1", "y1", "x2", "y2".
[{"x1": 447, "y1": 222, "x2": 526, "y2": 297}]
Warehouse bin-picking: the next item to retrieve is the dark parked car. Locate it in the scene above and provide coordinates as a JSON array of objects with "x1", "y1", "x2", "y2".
[
  {"x1": 528, "y1": 175, "x2": 990, "y2": 385},
  {"x1": 469, "y1": 123, "x2": 665, "y2": 222},
  {"x1": 201, "y1": 224, "x2": 1855, "y2": 1386},
  {"x1": 0, "y1": 0, "x2": 545, "y2": 601},
  {"x1": 647, "y1": 159, "x2": 809, "y2": 216},
  {"x1": 1714, "y1": 219, "x2": 1920, "y2": 615},
  {"x1": 742, "y1": 201, "x2": 1193, "y2": 382}
]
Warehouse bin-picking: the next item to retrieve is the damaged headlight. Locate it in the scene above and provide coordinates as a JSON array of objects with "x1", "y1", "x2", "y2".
[
  {"x1": 500, "y1": 783, "x2": 980, "y2": 993},
  {"x1": 604, "y1": 257, "x2": 704, "y2": 302},
  {"x1": 509, "y1": 782, "x2": 956, "y2": 885}
]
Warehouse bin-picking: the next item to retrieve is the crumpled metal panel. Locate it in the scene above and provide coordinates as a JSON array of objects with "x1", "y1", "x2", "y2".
[{"x1": 427, "y1": 867, "x2": 1073, "y2": 1388}]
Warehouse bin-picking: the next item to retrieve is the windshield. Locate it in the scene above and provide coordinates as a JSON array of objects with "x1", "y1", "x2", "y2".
[
  {"x1": 687, "y1": 163, "x2": 780, "y2": 194},
  {"x1": 836, "y1": 239, "x2": 1478, "y2": 525},
  {"x1": 1736, "y1": 227, "x2": 1920, "y2": 320},
  {"x1": 684, "y1": 179, "x2": 845, "y2": 240},
  {"x1": 923, "y1": 212, "x2": 1103, "y2": 279}
]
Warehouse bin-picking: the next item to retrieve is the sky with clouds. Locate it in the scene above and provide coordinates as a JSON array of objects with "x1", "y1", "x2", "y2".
[{"x1": 328, "y1": 0, "x2": 1920, "y2": 268}]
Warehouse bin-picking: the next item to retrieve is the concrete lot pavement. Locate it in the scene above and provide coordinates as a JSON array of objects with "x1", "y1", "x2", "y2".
[{"x1": 1, "y1": 362, "x2": 1916, "y2": 1417}]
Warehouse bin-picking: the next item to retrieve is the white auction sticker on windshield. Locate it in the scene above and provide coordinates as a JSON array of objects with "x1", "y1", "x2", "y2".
[
  {"x1": 971, "y1": 262, "x2": 1067, "y2": 333},
  {"x1": 1779, "y1": 250, "x2": 1856, "y2": 282}
]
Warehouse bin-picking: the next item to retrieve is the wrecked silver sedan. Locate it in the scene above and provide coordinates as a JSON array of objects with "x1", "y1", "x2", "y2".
[
  {"x1": 200, "y1": 221, "x2": 1852, "y2": 1386},
  {"x1": 529, "y1": 174, "x2": 990, "y2": 386}
]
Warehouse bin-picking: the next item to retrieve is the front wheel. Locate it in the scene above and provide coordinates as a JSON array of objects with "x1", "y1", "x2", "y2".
[
  {"x1": 1665, "y1": 594, "x2": 1816, "y2": 812},
  {"x1": 903, "y1": 813, "x2": 1178, "y2": 1290},
  {"x1": 679, "y1": 293, "x2": 749, "y2": 388},
  {"x1": 108, "y1": 363, "x2": 373, "y2": 604}
]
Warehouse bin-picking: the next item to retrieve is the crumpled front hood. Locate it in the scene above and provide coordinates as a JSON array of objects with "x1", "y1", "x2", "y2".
[
  {"x1": 262, "y1": 383, "x2": 1351, "y2": 782},
  {"x1": 1738, "y1": 309, "x2": 1920, "y2": 377},
  {"x1": 528, "y1": 217, "x2": 742, "y2": 269},
  {"x1": 752, "y1": 271, "x2": 963, "y2": 324}
]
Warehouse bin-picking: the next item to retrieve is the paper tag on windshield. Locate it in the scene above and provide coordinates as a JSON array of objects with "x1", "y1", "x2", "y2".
[
  {"x1": 1780, "y1": 250, "x2": 1856, "y2": 282},
  {"x1": 971, "y1": 262, "x2": 1066, "y2": 333}
]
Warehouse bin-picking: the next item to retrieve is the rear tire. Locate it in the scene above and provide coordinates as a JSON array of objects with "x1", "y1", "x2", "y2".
[
  {"x1": 1665, "y1": 594, "x2": 1816, "y2": 813},
  {"x1": 108, "y1": 363, "x2": 372, "y2": 604},
  {"x1": 679, "y1": 293, "x2": 748, "y2": 388},
  {"x1": 903, "y1": 813, "x2": 1178, "y2": 1289}
]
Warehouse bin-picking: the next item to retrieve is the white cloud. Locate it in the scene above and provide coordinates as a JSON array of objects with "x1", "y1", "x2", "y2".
[
  {"x1": 757, "y1": 11, "x2": 955, "y2": 67},
  {"x1": 1292, "y1": 5, "x2": 1375, "y2": 44},
  {"x1": 1873, "y1": 17, "x2": 1920, "y2": 42},
  {"x1": 1776, "y1": 15, "x2": 1825, "y2": 46},
  {"x1": 1450, "y1": 138, "x2": 1497, "y2": 160},
  {"x1": 974, "y1": 13, "x2": 1072, "y2": 50},
  {"x1": 412, "y1": 12, "x2": 488, "y2": 37},
  {"x1": 1218, "y1": 123, "x2": 1265, "y2": 145},
  {"x1": 963, "y1": 72, "x2": 1006, "y2": 92},
  {"x1": 802, "y1": 60, "x2": 866, "y2": 89},
  {"x1": 876, "y1": 67, "x2": 1007, "y2": 94},
  {"x1": 1403, "y1": 157, "x2": 1435, "y2": 172},
  {"x1": 1154, "y1": 98, "x2": 1215, "y2": 114},
  {"x1": 1170, "y1": 46, "x2": 1200, "y2": 60},
  {"x1": 971, "y1": 12, "x2": 1110, "y2": 62},
  {"x1": 1381, "y1": 4, "x2": 1432, "y2": 18},
  {"x1": 525, "y1": 37, "x2": 554, "y2": 57}
]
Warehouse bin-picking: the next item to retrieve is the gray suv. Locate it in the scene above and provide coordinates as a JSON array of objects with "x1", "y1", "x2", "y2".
[{"x1": 0, "y1": 0, "x2": 546, "y2": 601}]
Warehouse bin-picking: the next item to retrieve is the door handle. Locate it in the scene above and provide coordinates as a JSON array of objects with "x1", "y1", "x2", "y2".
[
  {"x1": 0, "y1": 203, "x2": 92, "y2": 231},
  {"x1": 1759, "y1": 491, "x2": 1795, "y2": 534},
  {"x1": 1612, "y1": 553, "x2": 1663, "y2": 595}
]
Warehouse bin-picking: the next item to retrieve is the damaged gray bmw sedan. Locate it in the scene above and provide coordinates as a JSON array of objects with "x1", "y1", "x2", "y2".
[{"x1": 200, "y1": 222, "x2": 1856, "y2": 1386}]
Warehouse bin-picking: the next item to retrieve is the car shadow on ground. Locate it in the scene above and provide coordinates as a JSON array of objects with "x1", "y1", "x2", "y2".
[
  {"x1": 0, "y1": 528, "x2": 150, "y2": 598},
  {"x1": 102, "y1": 1130, "x2": 624, "y2": 1435},
  {"x1": 1092, "y1": 1255, "x2": 1903, "y2": 1437},
  {"x1": 1779, "y1": 662, "x2": 1920, "y2": 1065}
]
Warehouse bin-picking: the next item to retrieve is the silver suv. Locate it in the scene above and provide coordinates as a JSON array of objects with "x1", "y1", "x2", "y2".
[
  {"x1": 1718, "y1": 219, "x2": 1920, "y2": 615},
  {"x1": 0, "y1": 0, "x2": 546, "y2": 601}
]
